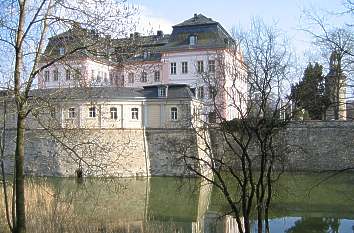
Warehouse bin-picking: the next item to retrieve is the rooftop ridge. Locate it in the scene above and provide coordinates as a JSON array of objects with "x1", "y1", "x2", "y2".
[{"x1": 173, "y1": 13, "x2": 218, "y2": 27}]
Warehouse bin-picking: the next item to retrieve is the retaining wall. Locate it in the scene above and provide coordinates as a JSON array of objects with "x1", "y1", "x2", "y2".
[{"x1": 3, "y1": 121, "x2": 353, "y2": 177}]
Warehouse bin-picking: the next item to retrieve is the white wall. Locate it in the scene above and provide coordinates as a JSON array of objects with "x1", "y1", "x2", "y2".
[
  {"x1": 50, "y1": 99, "x2": 195, "y2": 129},
  {"x1": 38, "y1": 59, "x2": 121, "y2": 89},
  {"x1": 162, "y1": 50, "x2": 217, "y2": 90},
  {"x1": 123, "y1": 62, "x2": 162, "y2": 87}
]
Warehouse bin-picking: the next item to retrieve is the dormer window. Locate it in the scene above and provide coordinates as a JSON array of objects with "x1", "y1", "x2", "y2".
[
  {"x1": 59, "y1": 47, "x2": 65, "y2": 55},
  {"x1": 189, "y1": 35, "x2": 197, "y2": 45},
  {"x1": 143, "y1": 51, "x2": 148, "y2": 59},
  {"x1": 158, "y1": 86, "x2": 167, "y2": 97}
]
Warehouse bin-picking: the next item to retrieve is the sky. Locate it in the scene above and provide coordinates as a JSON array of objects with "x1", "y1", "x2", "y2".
[{"x1": 128, "y1": 0, "x2": 350, "y2": 59}]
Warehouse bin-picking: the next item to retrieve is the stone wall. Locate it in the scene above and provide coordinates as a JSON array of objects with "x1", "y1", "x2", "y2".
[
  {"x1": 210, "y1": 121, "x2": 354, "y2": 171},
  {"x1": 3, "y1": 129, "x2": 148, "y2": 177},
  {"x1": 3, "y1": 121, "x2": 354, "y2": 177},
  {"x1": 284, "y1": 121, "x2": 354, "y2": 171},
  {"x1": 3, "y1": 128, "x2": 207, "y2": 177}
]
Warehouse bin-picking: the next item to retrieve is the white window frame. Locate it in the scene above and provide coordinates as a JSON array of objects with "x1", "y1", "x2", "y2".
[
  {"x1": 89, "y1": 106, "x2": 96, "y2": 118},
  {"x1": 158, "y1": 87, "x2": 167, "y2": 97},
  {"x1": 154, "y1": 71, "x2": 160, "y2": 82},
  {"x1": 91, "y1": 70, "x2": 95, "y2": 80},
  {"x1": 171, "y1": 107, "x2": 178, "y2": 121},
  {"x1": 209, "y1": 86, "x2": 217, "y2": 99},
  {"x1": 182, "y1": 61, "x2": 188, "y2": 74},
  {"x1": 208, "y1": 60, "x2": 215, "y2": 73},
  {"x1": 128, "y1": 73, "x2": 134, "y2": 83},
  {"x1": 44, "y1": 70, "x2": 50, "y2": 82},
  {"x1": 59, "y1": 47, "x2": 65, "y2": 55},
  {"x1": 110, "y1": 107, "x2": 118, "y2": 120},
  {"x1": 189, "y1": 35, "x2": 197, "y2": 45},
  {"x1": 141, "y1": 72, "x2": 147, "y2": 82},
  {"x1": 197, "y1": 61, "x2": 204, "y2": 73},
  {"x1": 50, "y1": 107, "x2": 56, "y2": 118},
  {"x1": 74, "y1": 69, "x2": 81, "y2": 80},
  {"x1": 131, "y1": 108, "x2": 139, "y2": 120},
  {"x1": 96, "y1": 71, "x2": 102, "y2": 83},
  {"x1": 170, "y1": 62, "x2": 176, "y2": 75},
  {"x1": 104, "y1": 72, "x2": 108, "y2": 83},
  {"x1": 68, "y1": 107, "x2": 76, "y2": 118},
  {"x1": 198, "y1": 86, "x2": 204, "y2": 99},
  {"x1": 53, "y1": 69, "x2": 59, "y2": 81},
  {"x1": 109, "y1": 73, "x2": 113, "y2": 85},
  {"x1": 65, "y1": 69, "x2": 71, "y2": 80}
]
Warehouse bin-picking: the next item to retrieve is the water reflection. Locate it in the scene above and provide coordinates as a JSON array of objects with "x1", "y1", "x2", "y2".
[
  {"x1": 285, "y1": 217, "x2": 340, "y2": 233},
  {"x1": 0, "y1": 173, "x2": 354, "y2": 233}
]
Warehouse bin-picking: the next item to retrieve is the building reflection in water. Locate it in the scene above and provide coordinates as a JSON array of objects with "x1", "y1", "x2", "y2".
[{"x1": 2, "y1": 175, "x2": 354, "y2": 233}]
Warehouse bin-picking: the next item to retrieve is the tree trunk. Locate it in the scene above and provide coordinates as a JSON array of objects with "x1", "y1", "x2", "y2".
[{"x1": 14, "y1": 113, "x2": 26, "y2": 233}]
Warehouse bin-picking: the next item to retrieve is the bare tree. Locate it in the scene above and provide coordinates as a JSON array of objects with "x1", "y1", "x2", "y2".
[
  {"x1": 0, "y1": 1, "x2": 137, "y2": 232},
  {"x1": 168, "y1": 19, "x2": 295, "y2": 233},
  {"x1": 301, "y1": 6, "x2": 354, "y2": 120}
]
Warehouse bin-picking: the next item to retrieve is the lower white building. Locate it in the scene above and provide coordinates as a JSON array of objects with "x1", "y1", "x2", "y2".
[{"x1": 16, "y1": 84, "x2": 203, "y2": 130}]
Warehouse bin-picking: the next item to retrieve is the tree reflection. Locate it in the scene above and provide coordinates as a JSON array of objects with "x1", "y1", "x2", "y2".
[{"x1": 285, "y1": 217, "x2": 340, "y2": 233}]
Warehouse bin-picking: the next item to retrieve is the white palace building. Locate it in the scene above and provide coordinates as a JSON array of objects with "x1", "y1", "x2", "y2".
[{"x1": 36, "y1": 14, "x2": 248, "y2": 129}]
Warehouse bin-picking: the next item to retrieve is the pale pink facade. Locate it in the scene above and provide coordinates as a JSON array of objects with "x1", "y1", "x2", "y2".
[
  {"x1": 38, "y1": 59, "x2": 122, "y2": 89},
  {"x1": 38, "y1": 14, "x2": 248, "y2": 121}
]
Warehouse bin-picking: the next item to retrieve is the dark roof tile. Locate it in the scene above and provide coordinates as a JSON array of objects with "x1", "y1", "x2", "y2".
[
  {"x1": 173, "y1": 14, "x2": 217, "y2": 27},
  {"x1": 29, "y1": 87, "x2": 144, "y2": 100}
]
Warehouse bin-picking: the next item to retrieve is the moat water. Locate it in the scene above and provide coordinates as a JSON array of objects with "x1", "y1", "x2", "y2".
[{"x1": 1, "y1": 172, "x2": 354, "y2": 233}]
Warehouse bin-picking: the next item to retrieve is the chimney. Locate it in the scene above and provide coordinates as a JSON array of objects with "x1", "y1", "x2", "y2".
[
  {"x1": 194, "y1": 13, "x2": 198, "y2": 19},
  {"x1": 157, "y1": 30, "x2": 164, "y2": 38}
]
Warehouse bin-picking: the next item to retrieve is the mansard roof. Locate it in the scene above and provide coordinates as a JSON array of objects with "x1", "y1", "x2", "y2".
[
  {"x1": 142, "y1": 84, "x2": 195, "y2": 99},
  {"x1": 29, "y1": 85, "x2": 195, "y2": 101},
  {"x1": 29, "y1": 87, "x2": 144, "y2": 101},
  {"x1": 173, "y1": 14, "x2": 218, "y2": 27},
  {"x1": 160, "y1": 13, "x2": 235, "y2": 51},
  {"x1": 41, "y1": 14, "x2": 234, "y2": 64}
]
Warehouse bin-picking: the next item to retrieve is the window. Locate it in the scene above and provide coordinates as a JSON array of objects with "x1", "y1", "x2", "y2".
[
  {"x1": 131, "y1": 108, "x2": 139, "y2": 120},
  {"x1": 91, "y1": 70, "x2": 95, "y2": 80},
  {"x1": 50, "y1": 107, "x2": 56, "y2": 118},
  {"x1": 182, "y1": 62, "x2": 188, "y2": 74},
  {"x1": 128, "y1": 73, "x2": 134, "y2": 83},
  {"x1": 75, "y1": 69, "x2": 81, "y2": 80},
  {"x1": 197, "y1": 86, "x2": 204, "y2": 99},
  {"x1": 104, "y1": 72, "x2": 108, "y2": 83},
  {"x1": 171, "y1": 107, "x2": 178, "y2": 120},
  {"x1": 141, "y1": 72, "x2": 147, "y2": 82},
  {"x1": 189, "y1": 35, "x2": 197, "y2": 45},
  {"x1": 59, "y1": 47, "x2": 65, "y2": 55},
  {"x1": 209, "y1": 86, "x2": 217, "y2": 98},
  {"x1": 109, "y1": 73, "x2": 113, "y2": 85},
  {"x1": 208, "y1": 60, "x2": 215, "y2": 73},
  {"x1": 65, "y1": 69, "x2": 71, "y2": 80},
  {"x1": 208, "y1": 111, "x2": 216, "y2": 123},
  {"x1": 96, "y1": 71, "x2": 102, "y2": 82},
  {"x1": 158, "y1": 87, "x2": 166, "y2": 97},
  {"x1": 44, "y1": 70, "x2": 50, "y2": 82},
  {"x1": 143, "y1": 51, "x2": 150, "y2": 59},
  {"x1": 170, "y1": 62, "x2": 176, "y2": 75},
  {"x1": 68, "y1": 108, "x2": 76, "y2": 118},
  {"x1": 197, "y1": 61, "x2": 204, "y2": 73},
  {"x1": 154, "y1": 71, "x2": 160, "y2": 82},
  {"x1": 89, "y1": 107, "x2": 96, "y2": 118},
  {"x1": 53, "y1": 69, "x2": 59, "y2": 81},
  {"x1": 110, "y1": 107, "x2": 118, "y2": 120}
]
